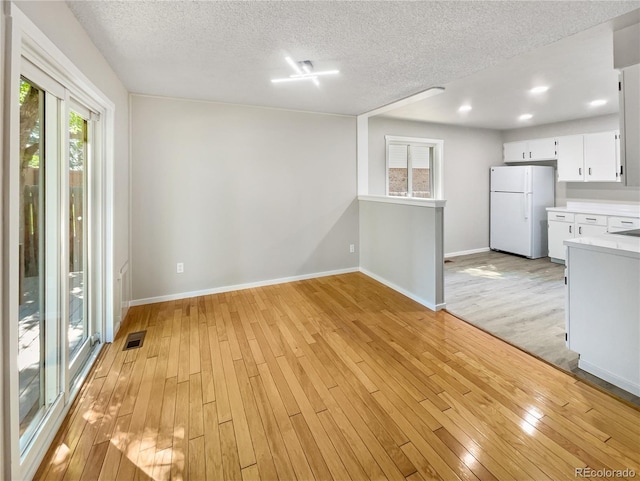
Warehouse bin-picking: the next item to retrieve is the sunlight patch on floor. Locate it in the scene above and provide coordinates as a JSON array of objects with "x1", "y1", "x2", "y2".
[
  {"x1": 51, "y1": 443, "x2": 70, "y2": 474},
  {"x1": 461, "y1": 266, "x2": 503, "y2": 279}
]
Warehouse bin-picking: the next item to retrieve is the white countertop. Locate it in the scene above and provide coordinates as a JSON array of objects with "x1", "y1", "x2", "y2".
[
  {"x1": 565, "y1": 231, "x2": 640, "y2": 258},
  {"x1": 547, "y1": 201, "x2": 640, "y2": 218}
]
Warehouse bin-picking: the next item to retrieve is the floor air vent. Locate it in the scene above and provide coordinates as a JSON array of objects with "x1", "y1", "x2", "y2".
[{"x1": 123, "y1": 330, "x2": 146, "y2": 351}]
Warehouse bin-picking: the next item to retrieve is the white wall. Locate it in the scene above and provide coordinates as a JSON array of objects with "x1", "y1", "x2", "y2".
[
  {"x1": 502, "y1": 114, "x2": 640, "y2": 205},
  {"x1": 131, "y1": 95, "x2": 358, "y2": 302},
  {"x1": 14, "y1": 0, "x2": 131, "y2": 324},
  {"x1": 359, "y1": 200, "x2": 444, "y2": 310},
  {"x1": 367, "y1": 116, "x2": 503, "y2": 255}
]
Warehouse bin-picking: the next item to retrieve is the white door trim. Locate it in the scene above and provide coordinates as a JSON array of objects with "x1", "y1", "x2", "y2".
[{"x1": 3, "y1": 4, "x2": 116, "y2": 480}]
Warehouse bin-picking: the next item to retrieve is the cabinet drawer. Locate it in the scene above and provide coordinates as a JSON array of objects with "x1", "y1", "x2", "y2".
[
  {"x1": 548, "y1": 212, "x2": 575, "y2": 222},
  {"x1": 575, "y1": 214, "x2": 607, "y2": 226},
  {"x1": 608, "y1": 216, "x2": 640, "y2": 231}
]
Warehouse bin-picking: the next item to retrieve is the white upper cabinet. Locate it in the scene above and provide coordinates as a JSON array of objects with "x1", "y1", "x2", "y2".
[
  {"x1": 528, "y1": 138, "x2": 557, "y2": 161},
  {"x1": 506, "y1": 131, "x2": 621, "y2": 182},
  {"x1": 557, "y1": 135, "x2": 584, "y2": 181},
  {"x1": 583, "y1": 131, "x2": 619, "y2": 182},
  {"x1": 619, "y1": 64, "x2": 640, "y2": 186},
  {"x1": 555, "y1": 131, "x2": 620, "y2": 183},
  {"x1": 504, "y1": 138, "x2": 556, "y2": 162},
  {"x1": 504, "y1": 141, "x2": 528, "y2": 162}
]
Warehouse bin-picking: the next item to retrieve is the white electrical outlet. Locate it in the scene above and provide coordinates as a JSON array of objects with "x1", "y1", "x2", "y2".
[
  {"x1": 349, "y1": 244, "x2": 355, "y2": 253},
  {"x1": 177, "y1": 262, "x2": 184, "y2": 273}
]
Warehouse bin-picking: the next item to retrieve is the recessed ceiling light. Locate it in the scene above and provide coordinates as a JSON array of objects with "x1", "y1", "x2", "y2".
[
  {"x1": 458, "y1": 105, "x2": 472, "y2": 112},
  {"x1": 519, "y1": 113, "x2": 533, "y2": 121},
  {"x1": 530, "y1": 86, "x2": 549, "y2": 94},
  {"x1": 589, "y1": 99, "x2": 607, "y2": 107},
  {"x1": 271, "y1": 57, "x2": 339, "y2": 86}
]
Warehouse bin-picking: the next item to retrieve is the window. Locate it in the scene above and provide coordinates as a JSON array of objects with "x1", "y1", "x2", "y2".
[{"x1": 386, "y1": 135, "x2": 443, "y2": 199}]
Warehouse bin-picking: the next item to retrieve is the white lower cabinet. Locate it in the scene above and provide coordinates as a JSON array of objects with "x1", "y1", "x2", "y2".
[
  {"x1": 547, "y1": 208, "x2": 639, "y2": 262},
  {"x1": 576, "y1": 223, "x2": 608, "y2": 238},
  {"x1": 608, "y1": 216, "x2": 640, "y2": 232},
  {"x1": 575, "y1": 213, "x2": 608, "y2": 238},
  {"x1": 566, "y1": 242, "x2": 640, "y2": 395},
  {"x1": 548, "y1": 220, "x2": 574, "y2": 261}
]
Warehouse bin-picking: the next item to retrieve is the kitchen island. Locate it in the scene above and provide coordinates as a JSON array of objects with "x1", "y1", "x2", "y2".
[{"x1": 565, "y1": 231, "x2": 640, "y2": 395}]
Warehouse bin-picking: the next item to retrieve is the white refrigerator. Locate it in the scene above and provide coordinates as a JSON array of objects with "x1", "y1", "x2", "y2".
[{"x1": 490, "y1": 165, "x2": 555, "y2": 259}]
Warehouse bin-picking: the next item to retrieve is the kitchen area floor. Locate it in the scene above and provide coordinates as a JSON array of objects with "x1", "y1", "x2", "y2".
[{"x1": 445, "y1": 250, "x2": 640, "y2": 405}]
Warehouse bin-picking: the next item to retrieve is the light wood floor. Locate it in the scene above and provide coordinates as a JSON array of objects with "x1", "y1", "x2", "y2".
[
  {"x1": 444, "y1": 251, "x2": 571, "y2": 369},
  {"x1": 34, "y1": 273, "x2": 640, "y2": 481},
  {"x1": 444, "y1": 251, "x2": 640, "y2": 405}
]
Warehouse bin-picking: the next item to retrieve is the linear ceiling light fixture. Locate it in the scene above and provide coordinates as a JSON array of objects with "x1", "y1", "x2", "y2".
[{"x1": 271, "y1": 56, "x2": 339, "y2": 86}]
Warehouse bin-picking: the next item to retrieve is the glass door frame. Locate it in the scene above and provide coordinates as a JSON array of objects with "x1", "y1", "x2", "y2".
[
  {"x1": 67, "y1": 99, "x2": 96, "y2": 384},
  {"x1": 3, "y1": 5, "x2": 117, "y2": 480},
  {"x1": 16, "y1": 60, "x2": 67, "y2": 454},
  {"x1": 11, "y1": 58, "x2": 104, "y2": 457}
]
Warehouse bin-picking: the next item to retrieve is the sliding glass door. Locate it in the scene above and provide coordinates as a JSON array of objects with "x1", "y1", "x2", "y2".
[
  {"x1": 18, "y1": 77, "x2": 48, "y2": 442},
  {"x1": 68, "y1": 105, "x2": 94, "y2": 381},
  {"x1": 6, "y1": 11, "x2": 114, "y2": 479},
  {"x1": 17, "y1": 66, "x2": 100, "y2": 451}
]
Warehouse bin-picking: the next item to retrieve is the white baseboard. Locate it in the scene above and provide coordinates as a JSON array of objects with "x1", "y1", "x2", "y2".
[
  {"x1": 359, "y1": 268, "x2": 445, "y2": 312},
  {"x1": 130, "y1": 267, "x2": 360, "y2": 306},
  {"x1": 444, "y1": 247, "x2": 490, "y2": 259},
  {"x1": 578, "y1": 359, "x2": 640, "y2": 396},
  {"x1": 130, "y1": 266, "x2": 448, "y2": 317}
]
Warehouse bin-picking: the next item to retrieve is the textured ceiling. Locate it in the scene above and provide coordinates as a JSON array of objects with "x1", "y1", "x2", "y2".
[
  {"x1": 382, "y1": 22, "x2": 621, "y2": 130},
  {"x1": 67, "y1": 1, "x2": 640, "y2": 116}
]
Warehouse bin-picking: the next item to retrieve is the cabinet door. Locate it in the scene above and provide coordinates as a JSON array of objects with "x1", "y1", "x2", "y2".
[
  {"x1": 504, "y1": 141, "x2": 528, "y2": 162},
  {"x1": 529, "y1": 137, "x2": 557, "y2": 160},
  {"x1": 557, "y1": 135, "x2": 584, "y2": 181},
  {"x1": 576, "y1": 224, "x2": 608, "y2": 238},
  {"x1": 584, "y1": 131, "x2": 618, "y2": 182},
  {"x1": 548, "y1": 221, "x2": 573, "y2": 261},
  {"x1": 620, "y1": 64, "x2": 640, "y2": 187}
]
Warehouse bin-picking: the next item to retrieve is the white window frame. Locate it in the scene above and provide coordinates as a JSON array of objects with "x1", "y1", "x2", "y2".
[
  {"x1": 3, "y1": 4, "x2": 116, "y2": 481},
  {"x1": 385, "y1": 135, "x2": 444, "y2": 199}
]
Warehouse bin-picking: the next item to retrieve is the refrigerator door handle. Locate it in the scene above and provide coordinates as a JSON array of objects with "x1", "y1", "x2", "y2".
[
  {"x1": 524, "y1": 168, "x2": 529, "y2": 194},
  {"x1": 523, "y1": 193, "x2": 528, "y2": 220}
]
